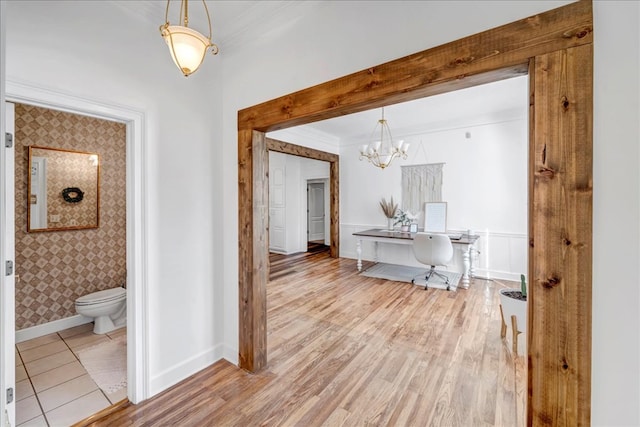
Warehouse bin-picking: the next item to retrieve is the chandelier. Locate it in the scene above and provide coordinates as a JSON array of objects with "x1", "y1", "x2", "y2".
[
  {"x1": 359, "y1": 108, "x2": 409, "y2": 169},
  {"x1": 160, "y1": 0, "x2": 219, "y2": 77}
]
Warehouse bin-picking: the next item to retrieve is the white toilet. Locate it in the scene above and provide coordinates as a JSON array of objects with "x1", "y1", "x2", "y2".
[{"x1": 75, "y1": 287, "x2": 126, "y2": 334}]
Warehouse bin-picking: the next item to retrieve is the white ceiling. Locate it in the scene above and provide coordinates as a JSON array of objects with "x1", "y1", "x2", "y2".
[
  {"x1": 113, "y1": 1, "x2": 528, "y2": 143},
  {"x1": 300, "y1": 75, "x2": 529, "y2": 144},
  {"x1": 112, "y1": 0, "x2": 308, "y2": 50}
]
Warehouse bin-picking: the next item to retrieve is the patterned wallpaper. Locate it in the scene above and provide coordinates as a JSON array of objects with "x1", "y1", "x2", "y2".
[{"x1": 15, "y1": 103, "x2": 127, "y2": 330}]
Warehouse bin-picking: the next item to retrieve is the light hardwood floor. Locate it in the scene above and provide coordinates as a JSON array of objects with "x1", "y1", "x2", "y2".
[{"x1": 89, "y1": 249, "x2": 525, "y2": 426}]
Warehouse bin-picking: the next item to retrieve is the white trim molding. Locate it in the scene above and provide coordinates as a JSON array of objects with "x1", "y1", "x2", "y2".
[
  {"x1": 268, "y1": 126, "x2": 340, "y2": 155},
  {"x1": 6, "y1": 80, "x2": 150, "y2": 404},
  {"x1": 15, "y1": 315, "x2": 93, "y2": 343},
  {"x1": 149, "y1": 344, "x2": 223, "y2": 397}
]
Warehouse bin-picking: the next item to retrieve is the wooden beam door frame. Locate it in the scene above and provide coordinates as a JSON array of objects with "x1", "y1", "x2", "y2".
[
  {"x1": 265, "y1": 137, "x2": 340, "y2": 258},
  {"x1": 238, "y1": 1, "x2": 593, "y2": 424}
]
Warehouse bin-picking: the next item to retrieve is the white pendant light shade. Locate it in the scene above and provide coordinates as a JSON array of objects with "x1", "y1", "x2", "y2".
[
  {"x1": 161, "y1": 25, "x2": 213, "y2": 76},
  {"x1": 160, "y1": 0, "x2": 219, "y2": 77}
]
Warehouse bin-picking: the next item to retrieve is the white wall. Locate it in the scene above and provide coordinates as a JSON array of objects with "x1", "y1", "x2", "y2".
[
  {"x1": 339, "y1": 116, "x2": 528, "y2": 279},
  {"x1": 5, "y1": 1, "x2": 224, "y2": 397},
  {"x1": 222, "y1": 1, "x2": 639, "y2": 425},
  {"x1": 592, "y1": 2, "x2": 640, "y2": 424}
]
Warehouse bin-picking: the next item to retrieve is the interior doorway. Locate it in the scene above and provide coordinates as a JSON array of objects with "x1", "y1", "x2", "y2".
[
  {"x1": 11, "y1": 102, "x2": 130, "y2": 424},
  {"x1": 306, "y1": 179, "x2": 328, "y2": 247},
  {"x1": 3, "y1": 81, "x2": 149, "y2": 427},
  {"x1": 238, "y1": 2, "x2": 593, "y2": 423},
  {"x1": 265, "y1": 137, "x2": 339, "y2": 258}
]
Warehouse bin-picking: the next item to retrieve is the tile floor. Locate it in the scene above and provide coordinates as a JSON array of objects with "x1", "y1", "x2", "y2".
[{"x1": 15, "y1": 324, "x2": 127, "y2": 427}]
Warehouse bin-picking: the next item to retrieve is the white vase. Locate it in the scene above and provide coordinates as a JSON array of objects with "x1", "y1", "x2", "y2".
[
  {"x1": 387, "y1": 218, "x2": 394, "y2": 231},
  {"x1": 499, "y1": 288, "x2": 528, "y2": 356}
]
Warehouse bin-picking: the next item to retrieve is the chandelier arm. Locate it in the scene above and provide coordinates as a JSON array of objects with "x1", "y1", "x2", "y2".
[
  {"x1": 164, "y1": 0, "x2": 171, "y2": 24},
  {"x1": 182, "y1": 0, "x2": 188, "y2": 27},
  {"x1": 203, "y1": 0, "x2": 219, "y2": 54},
  {"x1": 202, "y1": 0, "x2": 212, "y2": 41},
  {"x1": 165, "y1": 32, "x2": 183, "y2": 74}
]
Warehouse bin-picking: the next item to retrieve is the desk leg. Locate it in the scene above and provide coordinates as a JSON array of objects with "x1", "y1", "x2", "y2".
[
  {"x1": 469, "y1": 244, "x2": 477, "y2": 278},
  {"x1": 356, "y1": 239, "x2": 362, "y2": 271},
  {"x1": 461, "y1": 246, "x2": 471, "y2": 289}
]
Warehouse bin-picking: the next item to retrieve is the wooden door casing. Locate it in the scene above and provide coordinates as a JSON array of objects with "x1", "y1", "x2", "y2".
[{"x1": 238, "y1": 2, "x2": 593, "y2": 424}]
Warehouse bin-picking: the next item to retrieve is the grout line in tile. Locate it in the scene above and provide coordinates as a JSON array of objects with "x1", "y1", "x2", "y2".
[
  {"x1": 16, "y1": 344, "x2": 49, "y2": 426},
  {"x1": 41, "y1": 380, "x2": 98, "y2": 414},
  {"x1": 17, "y1": 326, "x2": 127, "y2": 427},
  {"x1": 59, "y1": 332, "x2": 83, "y2": 365},
  {"x1": 97, "y1": 387, "x2": 110, "y2": 406},
  {"x1": 18, "y1": 412, "x2": 48, "y2": 427},
  {"x1": 30, "y1": 379, "x2": 49, "y2": 427}
]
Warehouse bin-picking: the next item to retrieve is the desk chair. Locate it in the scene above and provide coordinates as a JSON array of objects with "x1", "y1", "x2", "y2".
[{"x1": 411, "y1": 232, "x2": 454, "y2": 290}]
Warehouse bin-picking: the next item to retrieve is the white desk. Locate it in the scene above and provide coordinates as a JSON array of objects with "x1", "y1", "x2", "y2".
[{"x1": 352, "y1": 229, "x2": 479, "y2": 289}]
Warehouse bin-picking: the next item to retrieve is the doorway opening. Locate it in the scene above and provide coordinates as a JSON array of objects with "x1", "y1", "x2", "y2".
[
  {"x1": 4, "y1": 80, "x2": 149, "y2": 422},
  {"x1": 306, "y1": 179, "x2": 329, "y2": 252},
  {"x1": 12, "y1": 102, "x2": 129, "y2": 424},
  {"x1": 238, "y1": 2, "x2": 593, "y2": 423},
  {"x1": 265, "y1": 137, "x2": 339, "y2": 259}
]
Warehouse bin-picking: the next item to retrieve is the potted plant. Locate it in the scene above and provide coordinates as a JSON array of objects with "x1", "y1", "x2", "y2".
[
  {"x1": 499, "y1": 274, "x2": 528, "y2": 356},
  {"x1": 379, "y1": 197, "x2": 398, "y2": 231},
  {"x1": 394, "y1": 209, "x2": 414, "y2": 232}
]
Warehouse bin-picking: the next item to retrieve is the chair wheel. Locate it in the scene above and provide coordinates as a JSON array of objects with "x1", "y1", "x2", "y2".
[{"x1": 411, "y1": 279, "x2": 415, "y2": 284}]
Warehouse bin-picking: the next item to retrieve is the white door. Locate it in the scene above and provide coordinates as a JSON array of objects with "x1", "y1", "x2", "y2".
[
  {"x1": 307, "y1": 182, "x2": 325, "y2": 242},
  {"x1": 1, "y1": 102, "x2": 16, "y2": 426}
]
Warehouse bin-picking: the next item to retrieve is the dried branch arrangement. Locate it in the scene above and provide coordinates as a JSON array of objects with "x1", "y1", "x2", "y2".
[{"x1": 379, "y1": 197, "x2": 398, "y2": 219}]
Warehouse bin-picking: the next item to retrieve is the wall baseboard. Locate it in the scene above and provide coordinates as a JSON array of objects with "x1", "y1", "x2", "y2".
[
  {"x1": 149, "y1": 344, "x2": 223, "y2": 397},
  {"x1": 16, "y1": 315, "x2": 93, "y2": 343},
  {"x1": 473, "y1": 269, "x2": 522, "y2": 282},
  {"x1": 223, "y1": 343, "x2": 238, "y2": 366}
]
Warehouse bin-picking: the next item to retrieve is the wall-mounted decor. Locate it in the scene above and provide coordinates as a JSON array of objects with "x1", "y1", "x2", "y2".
[
  {"x1": 61, "y1": 187, "x2": 85, "y2": 203},
  {"x1": 401, "y1": 163, "x2": 444, "y2": 224},
  {"x1": 28, "y1": 146, "x2": 100, "y2": 232}
]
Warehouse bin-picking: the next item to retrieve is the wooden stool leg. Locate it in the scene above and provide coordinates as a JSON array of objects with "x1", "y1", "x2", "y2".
[
  {"x1": 511, "y1": 315, "x2": 519, "y2": 356},
  {"x1": 499, "y1": 305, "x2": 507, "y2": 338}
]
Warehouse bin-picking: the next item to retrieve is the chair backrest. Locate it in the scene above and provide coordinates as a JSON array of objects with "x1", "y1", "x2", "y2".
[{"x1": 412, "y1": 232, "x2": 454, "y2": 267}]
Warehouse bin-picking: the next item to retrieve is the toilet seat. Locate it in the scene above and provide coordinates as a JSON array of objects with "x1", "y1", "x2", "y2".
[{"x1": 75, "y1": 287, "x2": 126, "y2": 306}]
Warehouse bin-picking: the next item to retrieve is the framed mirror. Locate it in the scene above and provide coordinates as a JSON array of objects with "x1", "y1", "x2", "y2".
[{"x1": 28, "y1": 146, "x2": 100, "y2": 232}]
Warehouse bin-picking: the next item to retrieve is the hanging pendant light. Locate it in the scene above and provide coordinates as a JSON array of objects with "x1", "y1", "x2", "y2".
[
  {"x1": 359, "y1": 108, "x2": 409, "y2": 169},
  {"x1": 160, "y1": 0, "x2": 219, "y2": 77}
]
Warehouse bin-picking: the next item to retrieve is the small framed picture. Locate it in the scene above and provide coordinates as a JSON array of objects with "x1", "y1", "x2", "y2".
[
  {"x1": 409, "y1": 223, "x2": 418, "y2": 233},
  {"x1": 424, "y1": 202, "x2": 447, "y2": 233}
]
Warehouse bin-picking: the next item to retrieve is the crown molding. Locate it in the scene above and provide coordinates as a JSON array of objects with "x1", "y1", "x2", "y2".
[{"x1": 267, "y1": 125, "x2": 340, "y2": 155}]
